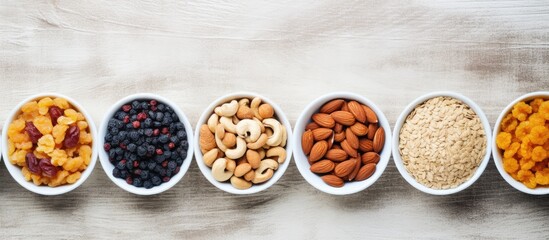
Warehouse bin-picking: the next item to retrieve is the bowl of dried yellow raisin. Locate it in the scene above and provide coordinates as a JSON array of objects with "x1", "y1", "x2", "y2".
[
  {"x1": 493, "y1": 91, "x2": 549, "y2": 194},
  {"x1": 2, "y1": 93, "x2": 97, "y2": 195}
]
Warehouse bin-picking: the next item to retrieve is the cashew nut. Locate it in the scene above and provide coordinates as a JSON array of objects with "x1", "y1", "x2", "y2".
[
  {"x1": 258, "y1": 103, "x2": 274, "y2": 119},
  {"x1": 246, "y1": 133, "x2": 268, "y2": 150},
  {"x1": 266, "y1": 147, "x2": 287, "y2": 164},
  {"x1": 215, "y1": 124, "x2": 225, "y2": 140},
  {"x1": 211, "y1": 158, "x2": 233, "y2": 182},
  {"x1": 246, "y1": 149, "x2": 261, "y2": 169},
  {"x1": 215, "y1": 126, "x2": 228, "y2": 152},
  {"x1": 230, "y1": 176, "x2": 252, "y2": 190},
  {"x1": 253, "y1": 117, "x2": 265, "y2": 132},
  {"x1": 219, "y1": 117, "x2": 237, "y2": 133},
  {"x1": 258, "y1": 148, "x2": 266, "y2": 160},
  {"x1": 234, "y1": 163, "x2": 252, "y2": 177},
  {"x1": 207, "y1": 113, "x2": 219, "y2": 133},
  {"x1": 244, "y1": 170, "x2": 255, "y2": 181},
  {"x1": 232, "y1": 115, "x2": 240, "y2": 125},
  {"x1": 251, "y1": 97, "x2": 263, "y2": 120},
  {"x1": 226, "y1": 159, "x2": 236, "y2": 172},
  {"x1": 225, "y1": 137, "x2": 247, "y2": 159},
  {"x1": 236, "y1": 119, "x2": 262, "y2": 142},
  {"x1": 252, "y1": 159, "x2": 278, "y2": 184},
  {"x1": 214, "y1": 100, "x2": 239, "y2": 117},
  {"x1": 237, "y1": 105, "x2": 254, "y2": 119},
  {"x1": 280, "y1": 125, "x2": 287, "y2": 147},
  {"x1": 239, "y1": 98, "x2": 250, "y2": 106},
  {"x1": 263, "y1": 118, "x2": 283, "y2": 146},
  {"x1": 203, "y1": 148, "x2": 219, "y2": 167},
  {"x1": 222, "y1": 133, "x2": 236, "y2": 148}
]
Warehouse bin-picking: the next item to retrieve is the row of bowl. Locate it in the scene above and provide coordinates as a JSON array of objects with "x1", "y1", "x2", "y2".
[{"x1": 1, "y1": 91, "x2": 547, "y2": 196}]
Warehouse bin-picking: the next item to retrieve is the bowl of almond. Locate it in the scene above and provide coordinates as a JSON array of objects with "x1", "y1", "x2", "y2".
[{"x1": 293, "y1": 92, "x2": 392, "y2": 195}]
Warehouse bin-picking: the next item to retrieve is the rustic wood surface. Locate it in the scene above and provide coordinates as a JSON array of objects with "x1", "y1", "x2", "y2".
[{"x1": 1, "y1": 0, "x2": 548, "y2": 239}]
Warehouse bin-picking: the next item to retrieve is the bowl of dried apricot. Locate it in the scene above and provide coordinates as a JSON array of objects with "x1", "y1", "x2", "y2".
[
  {"x1": 293, "y1": 92, "x2": 391, "y2": 195},
  {"x1": 493, "y1": 91, "x2": 549, "y2": 194},
  {"x1": 2, "y1": 93, "x2": 97, "y2": 195}
]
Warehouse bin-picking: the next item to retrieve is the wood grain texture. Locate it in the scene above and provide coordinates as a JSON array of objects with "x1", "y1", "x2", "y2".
[{"x1": 0, "y1": 0, "x2": 548, "y2": 239}]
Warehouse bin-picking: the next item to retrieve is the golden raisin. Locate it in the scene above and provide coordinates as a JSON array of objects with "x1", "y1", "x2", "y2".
[
  {"x1": 532, "y1": 146, "x2": 547, "y2": 162},
  {"x1": 512, "y1": 101, "x2": 532, "y2": 121},
  {"x1": 503, "y1": 157, "x2": 519, "y2": 174}
]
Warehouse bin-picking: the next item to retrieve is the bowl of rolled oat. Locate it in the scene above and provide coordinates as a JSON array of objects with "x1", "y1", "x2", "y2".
[{"x1": 392, "y1": 91, "x2": 492, "y2": 195}]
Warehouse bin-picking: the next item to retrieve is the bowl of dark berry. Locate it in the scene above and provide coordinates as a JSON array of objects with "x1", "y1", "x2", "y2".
[{"x1": 98, "y1": 93, "x2": 193, "y2": 195}]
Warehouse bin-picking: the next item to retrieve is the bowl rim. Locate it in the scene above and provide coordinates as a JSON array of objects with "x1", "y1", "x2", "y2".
[
  {"x1": 97, "y1": 93, "x2": 194, "y2": 195},
  {"x1": 492, "y1": 91, "x2": 549, "y2": 195},
  {"x1": 194, "y1": 91, "x2": 293, "y2": 195},
  {"x1": 1, "y1": 92, "x2": 99, "y2": 195},
  {"x1": 392, "y1": 91, "x2": 492, "y2": 195},
  {"x1": 293, "y1": 91, "x2": 392, "y2": 195}
]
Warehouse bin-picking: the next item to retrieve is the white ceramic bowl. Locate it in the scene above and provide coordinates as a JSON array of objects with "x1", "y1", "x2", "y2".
[
  {"x1": 98, "y1": 93, "x2": 194, "y2": 195},
  {"x1": 293, "y1": 92, "x2": 392, "y2": 195},
  {"x1": 194, "y1": 92, "x2": 293, "y2": 194},
  {"x1": 493, "y1": 91, "x2": 549, "y2": 195},
  {"x1": 2, "y1": 93, "x2": 98, "y2": 195},
  {"x1": 392, "y1": 91, "x2": 492, "y2": 195}
]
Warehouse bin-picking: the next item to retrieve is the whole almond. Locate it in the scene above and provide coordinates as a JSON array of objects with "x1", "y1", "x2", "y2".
[
  {"x1": 345, "y1": 128, "x2": 359, "y2": 149},
  {"x1": 331, "y1": 111, "x2": 356, "y2": 126},
  {"x1": 320, "y1": 99, "x2": 344, "y2": 114},
  {"x1": 301, "y1": 130, "x2": 314, "y2": 155},
  {"x1": 306, "y1": 122, "x2": 320, "y2": 131},
  {"x1": 358, "y1": 138, "x2": 374, "y2": 152},
  {"x1": 373, "y1": 127, "x2": 385, "y2": 153},
  {"x1": 309, "y1": 140, "x2": 328, "y2": 162},
  {"x1": 312, "y1": 128, "x2": 333, "y2": 141},
  {"x1": 321, "y1": 175, "x2": 344, "y2": 187},
  {"x1": 310, "y1": 159, "x2": 335, "y2": 174},
  {"x1": 341, "y1": 102, "x2": 349, "y2": 112},
  {"x1": 312, "y1": 113, "x2": 335, "y2": 128},
  {"x1": 341, "y1": 140, "x2": 358, "y2": 158},
  {"x1": 199, "y1": 124, "x2": 216, "y2": 153},
  {"x1": 334, "y1": 159, "x2": 355, "y2": 178},
  {"x1": 325, "y1": 149, "x2": 348, "y2": 161},
  {"x1": 350, "y1": 122, "x2": 368, "y2": 136},
  {"x1": 334, "y1": 123, "x2": 343, "y2": 133},
  {"x1": 334, "y1": 131, "x2": 346, "y2": 142},
  {"x1": 348, "y1": 101, "x2": 367, "y2": 123},
  {"x1": 361, "y1": 152, "x2": 380, "y2": 165},
  {"x1": 355, "y1": 163, "x2": 376, "y2": 181},
  {"x1": 367, "y1": 123, "x2": 378, "y2": 140},
  {"x1": 347, "y1": 158, "x2": 361, "y2": 181},
  {"x1": 363, "y1": 105, "x2": 378, "y2": 124}
]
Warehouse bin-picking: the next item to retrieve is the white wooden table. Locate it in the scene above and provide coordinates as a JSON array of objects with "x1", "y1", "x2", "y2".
[{"x1": 1, "y1": 1, "x2": 548, "y2": 239}]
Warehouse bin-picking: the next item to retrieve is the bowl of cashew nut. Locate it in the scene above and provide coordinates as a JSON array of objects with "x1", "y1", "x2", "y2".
[{"x1": 194, "y1": 92, "x2": 293, "y2": 194}]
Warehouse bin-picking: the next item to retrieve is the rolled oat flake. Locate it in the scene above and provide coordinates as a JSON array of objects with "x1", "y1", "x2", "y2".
[{"x1": 399, "y1": 96, "x2": 487, "y2": 190}]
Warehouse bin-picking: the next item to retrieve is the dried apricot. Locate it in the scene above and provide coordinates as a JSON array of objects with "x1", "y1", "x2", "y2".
[
  {"x1": 517, "y1": 169, "x2": 537, "y2": 188},
  {"x1": 503, "y1": 157, "x2": 519, "y2": 174},
  {"x1": 540, "y1": 101, "x2": 549, "y2": 120},
  {"x1": 496, "y1": 132, "x2": 512, "y2": 150},
  {"x1": 529, "y1": 125, "x2": 548, "y2": 145},
  {"x1": 530, "y1": 98, "x2": 545, "y2": 113},
  {"x1": 534, "y1": 169, "x2": 549, "y2": 185},
  {"x1": 532, "y1": 146, "x2": 547, "y2": 162},
  {"x1": 504, "y1": 142, "x2": 521, "y2": 158},
  {"x1": 501, "y1": 114, "x2": 518, "y2": 132},
  {"x1": 512, "y1": 101, "x2": 532, "y2": 121}
]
